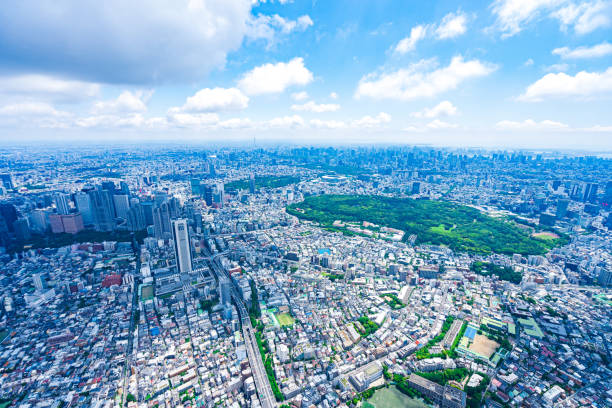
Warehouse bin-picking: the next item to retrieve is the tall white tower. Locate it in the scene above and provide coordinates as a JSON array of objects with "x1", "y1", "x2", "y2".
[{"x1": 172, "y1": 219, "x2": 192, "y2": 275}]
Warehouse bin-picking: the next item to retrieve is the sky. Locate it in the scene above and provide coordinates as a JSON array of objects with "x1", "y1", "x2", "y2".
[{"x1": 0, "y1": 0, "x2": 611, "y2": 149}]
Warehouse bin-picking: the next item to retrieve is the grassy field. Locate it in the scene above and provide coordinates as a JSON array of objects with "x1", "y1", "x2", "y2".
[
  {"x1": 287, "y1": 195, "x2": 565, "y2": 255},
  {"x1": 275, "y1": 313, "x2": 295, "y2": 327},
  {"x1": 366, "y1": 386, "x2": 430, "y2": 408},
  {"x1": 531, "y1": 231, "x2": 560, "y2": 240}
]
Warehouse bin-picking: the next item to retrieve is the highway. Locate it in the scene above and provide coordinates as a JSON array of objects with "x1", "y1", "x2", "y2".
[{"x1": 205, "y1": 250, "x2": 277, "y2": 408}]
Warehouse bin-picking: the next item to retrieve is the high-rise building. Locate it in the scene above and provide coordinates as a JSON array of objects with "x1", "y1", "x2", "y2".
[
  {"x1": 603, "y1": 181, "x2": 612, "y2": 206},
  {"x1": 556, "y1": 199, "x2": 569, "y2": 219},
  {"x1": 74, "y1": 192, "x2": 94, "y2": 225},
  {"x1": 0, "y1": 174, "x2": 14, "y2": 190},
  {"x1": 29, "y1": 209, "x2": 48, "y2": 232},
  {"x1": 127, "y1": 201, "x2": 146, "y2": 231},
  {"x1": 49, "y1": 213, "x2": 64, "y2": 234},
  {"x1": 172, "y1": 219, "x2": 192, "y2": 275},
  {"x1": 583, "y1": 183, "x2": 598, "y2": 203},
  {"x1": 202, "y1": 185, "x2": 214, "y2": 206},
  {"x1": 32, "y1": 274, "x2": 45, "y2": 292},
  {"x1": 153, "y1": 201, "x2": 172, "y2": 239},
  {"x1": 88, "y1": 187, "x2": 115, "y2": 231},
  {"x1": 13, "y1": 218, "x2": 31, "y2": 241},
  {"x1": 113, "y1": 194, "x2": 130, "y2": 219},
  {"x1": 598, "y1": 269, "x2": 612, "y2": 287},
  {"x1": 249, "y1": 173, "x2": 256, "y2": 194},
  {"x1": 218, "y1": 276, "x2": 231, "y2": 305},
  {"x1": 53, "y1": 193, "x2": 71, "y2": 215},
  {"x1": 61, "y1": 213, "x2": 84, "y2": 234}
]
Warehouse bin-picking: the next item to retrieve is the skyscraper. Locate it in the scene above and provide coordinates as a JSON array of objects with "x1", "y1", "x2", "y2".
[
  {"x1": 88, "y1": 187, "x2": 114, "y2": 231},
  {"x1": 0, "y1": 174, "x2": 14, "y2": 190},
  {"x1": 75, "y1": 192, "x2": 94, "y2": 225},
  {"x1": 113, "y1": 194, "x2": 130, "y2": 219},
  {"x1": 153, "y1": 201, "x2": 172, "y2": 239},
  {"x1": 54, "y1": 193, "x2": 71, "y2": 215},
  {"x1": 172, "y1": 219, "x2": 192, "y2": 275},
  {"x1": 218, "y1": 276, "x2": 231, "y2": 305},
  {"x1": 249, "y1": 173, "x2": 256, "y2": 194}
]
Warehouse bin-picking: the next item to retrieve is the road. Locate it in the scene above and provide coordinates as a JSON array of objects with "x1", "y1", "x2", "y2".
[
  {"x1": 120, "y1": 253, "x2": 141, "y2": 406},
  {"x1": 205, "y1": 250, "x2": 277, "y2": 408}
]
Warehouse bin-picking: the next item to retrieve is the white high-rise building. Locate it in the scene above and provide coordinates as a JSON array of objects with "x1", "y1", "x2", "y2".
[
  {"x1": 32, "y1": 273, "x2": 44, "y2": 292},
  {"x1": 113, "y1": 194, "x2": 130, "y2": 219},
  {"x1": 172, "y1": 219, "x2": 192, "y2": 275}
]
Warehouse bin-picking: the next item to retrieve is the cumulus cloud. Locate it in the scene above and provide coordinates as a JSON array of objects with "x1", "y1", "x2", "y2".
[
  {"x1": 93, "y1": 90, "x2": 151, "y2": 114},
  {"x1": 435, "y1": 12, "x2": 468, "y2": 39},
  {"x1": 552, "y1": 0, "x2": 612, "y2": 34},
  {"x1": 291, "y1": 91, "x2": 309, "y2": 101},
  {"x1": 356, "y1": 56, "x2": 495, "y2": 101},
  {"x1": 552, "y1": 42, "x2": 612, "y2": 59},
  {"x1": 291, "y1": 101, "x2": 340, "y2": 113},
  {"x1": 491, "y1": 0, "x2": 612, "y2": 37},
  {"x1": 0, "y1": 0, "x2": 254, "y2": 83},
  {"x1": 518, "y1": 67, "x2": 612, "y2": 101},
  {"x1": 411, "y1": 101, "x2": 458, "y2": 118},
  {"x1": 329, "y1": 92, "x2": 339, "y2": 99},
  {"x1": 247, "y1": 13, "x2": 313, "y2": 46},
  {"x1": 394, "y1": 11, "x2": 468, "y2": 54},
  {"x1": 171, "y1": 87, "x2": 249, "y2": 113},
  {"x1": 495, "y1": 119, "x2": 569, "y2": 129},
  {"x1": 352, "y1": 112, "x2": 391, "y2": 128},
  {"x1": 394, "y1": 25, "x2": 428, "y2": 53},
  {"x1": 166, "y1": 112, "x2": 220, "y2": 128},
  {"x1": 238, "y1": 57, "x2": 313, "y2": 95},
  {"x1": 0, "y1": 74, "x2": 100, "y2": 103}
]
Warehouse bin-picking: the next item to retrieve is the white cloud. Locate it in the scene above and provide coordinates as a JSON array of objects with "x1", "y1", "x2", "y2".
[
  {"x1": 553, "y1": 42, "x2": 612, "y2": 59},
  {"x1": 519, "y1": 67, "x2": 612, "y2": 101},
  {"x1": 76, "y1": 114, "x2": 164, "y2": 129},
  {"x1": 264, "y1": 115, "x2": 304, "y2": 128},
  {"x1": 247, "y1": 13, "x2": 313, "y2": 46},
  {"x1": 394, "y1": 25, "x2": 428, "y2": 54},
  {"x1": 524, "y1": 58, "x2": 535, "y2": 66},
  {"x1": 352, "y1": 112, "x2": 391, "y2": 128},
  {"x1": 544, "y1": 63, "x2": 570, "y2": 72},
  {"x1": 394, "y1": 11, "x2": 468, "y2": 54},
  {"x1": 173, "y1": 87, "x2": 249, "y2": 113},
  {"x1": 411, "y1": 101, "x2": 458, "y2": 118},
  {"x1": 166, "y1": 112, "x2": 220, "y2": 128},
  {"x1": 291, "y1": 101, "x2": 340, "y2": 113},
  {"x1": 496, "y1": 119, "x2": 569, "y2": 129},
  {"x1": 356, "y1": 56, "x2": 496, "y2": 101},
  {"x1": 93, "y1": 90, "x2": 150, "y2": 114},
  {"x1": 0, "y1": 74, "x2": 100, "y2": 103},
  {"x1": 491, "y1": 0, "x2": 611, "y2": 37},
  {"x1": 490, "y1": 0, "x2": 564, "y2": 37},
  {"x1": 552, "y1": 0, "x2": 612, "y2": 34},
  {"x1": 329, "y1": 92, "x2": 338, "y2": 99},
  {"x1": 238, "y1": 57, "x2": 313, "y2": 95},
  {"x1": 310, "y1": 119, "x2": 347, "y2": 129},
  {"x1": 435, "y1": 12, "x2": 468, "y2": 39},
  {"x1": 217, "y1": 118, "x2": 254, "y2": 129},
  {"x1": 291, "y1": 91, "x2": 309, "y2": 101},
  {"x1": 0, "y1": 102, "x2": 69, "y2": 117},
  {"x1": 426, "y1": 119, "x2": 459, "y2": 129},
  {"x1": 0, "y1": 0, "x2": 254, "y2": 83}
]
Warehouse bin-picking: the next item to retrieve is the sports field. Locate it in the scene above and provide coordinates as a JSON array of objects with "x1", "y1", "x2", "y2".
[
  {"x1": 366, "y1": 386, "x2": 429, "y2": 408},
  {"x1": 276, "y1": 313, "x2": 295, "y2": 327},
  {"x1": 531, "y1": 231, "x2": 559, "y2": 240},
  {"x1": 468, "y1": 334, "x2": 499, "y2": 359}
]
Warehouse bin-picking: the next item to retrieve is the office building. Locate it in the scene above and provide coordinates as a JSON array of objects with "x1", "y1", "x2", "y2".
[
  {"x1": 74, "y1": 192, "x2": 94, "y2": 225},
  {"x1": 61, "y1": 213, "x2": 84, "y2": 234},
  {"x1": 53, "y1": 193, "x2": 71, "y2": 215},
  {"x1": 13, "y1": 218, "x2": 31, "y2": 241},
  {"x1": 249, "y1": 173, "x2": 256, "y2": 194},
  {"x1": 113, "y1": 194, "x2": 130, "y2": 219},
  {"x1": 219, "y1": 276, "x2": 232, "y2": 305},
  {"x1": 88, "y1": 187, "x2": 115, "y2": 231},
  {"x1": 153, "y1": 202, "x2": 172, "y2": 239},
  {"x1": 0, "y1": 174, "x2": 14, "y2": 190},
  {"x1": 32, "y1": 274, "x2": 45, "y2": 292},
  {"x1": 556, "y1": 199, "x2": 569, "y2": 219},
  {"x1": 172, "y1": 219, "x2": 192, "y2": 275},
  {"x1": 583, "y1": 183, "x2": 598, "y2": 203}
]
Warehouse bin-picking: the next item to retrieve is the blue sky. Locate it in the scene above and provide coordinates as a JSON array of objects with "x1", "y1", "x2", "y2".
[{"x1": 0, "y1": 0, "x2": 611, "y2": 149}]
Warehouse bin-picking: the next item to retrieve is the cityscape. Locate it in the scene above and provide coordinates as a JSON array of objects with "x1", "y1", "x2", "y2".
[
  {"x1": 0, "y1": 146, "x2": 610, "y2": 408},
  {"x1": 1, "y1": 0, "x2": 612, "y2": 408}
]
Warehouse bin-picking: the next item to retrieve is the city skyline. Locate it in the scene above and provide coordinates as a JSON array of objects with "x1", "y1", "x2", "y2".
[{"x1": 0, "y1": 0, "x2": 611, "y2": 149}]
